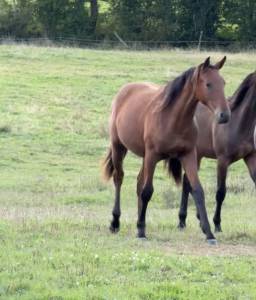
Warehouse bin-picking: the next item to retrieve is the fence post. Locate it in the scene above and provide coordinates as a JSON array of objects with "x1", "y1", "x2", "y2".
[
  {"x1": 198, "y1": 31, "x2": 203, "y2": 51},
  {"x1": 114, "y1": 31, "x2": 128, "y2": 48}
]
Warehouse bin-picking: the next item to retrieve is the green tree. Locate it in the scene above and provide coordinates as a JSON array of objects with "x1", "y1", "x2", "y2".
[
  {"x1": 177, "y1": 0, "x2": 221, "y2": 40},
  {"x1": 89, "y1": 0, "x2": 99, "y2": 34},
  {"x1": 36, "y1": 0, "x2": 90, "y2": 38},
  {"x1": 0, "y1": 0, "x2": 40, "y2": 38},
  {"x1": 107, "y1": 0, "x2": 222, "y2": 42},
  {"x1": 221, "y1": 0, "x2": 256, "y2": 41},
  {"x1": 108, "y1": 0, "x2": 179, "y2": 41}
]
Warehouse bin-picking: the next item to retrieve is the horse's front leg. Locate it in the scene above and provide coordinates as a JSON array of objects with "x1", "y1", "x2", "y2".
[
  {"x1": 178, "y1": 173, "x2": 192, "y2": 229},
  {"x1": 180, "y1": 149, "x2": 216, "y2": 244},
  {"x1": 244, "y1": 153, "x2": 256, "y2": 187}
]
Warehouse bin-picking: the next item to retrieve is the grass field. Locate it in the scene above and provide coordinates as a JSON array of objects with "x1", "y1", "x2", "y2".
[{"x1": 0, "y1": 45, "x2": 256, "y2": 299}]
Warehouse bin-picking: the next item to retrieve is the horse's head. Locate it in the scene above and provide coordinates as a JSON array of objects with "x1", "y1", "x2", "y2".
[{"x1": 193, "y1": 56, "x2": 230, "y2": 124}]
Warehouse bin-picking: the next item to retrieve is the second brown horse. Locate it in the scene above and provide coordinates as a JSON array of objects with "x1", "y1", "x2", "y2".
[
  {"x1": 178, "y1": 71, "x2": 256, "y2": 232},
  {"x1": 103, "y1": 57, "x2": 230, "y2": 243}
]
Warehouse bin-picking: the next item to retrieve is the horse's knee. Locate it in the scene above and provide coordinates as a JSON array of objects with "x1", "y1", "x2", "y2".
[{"x1": 141, "y1": 184, "x2": 154, "y2": 204}]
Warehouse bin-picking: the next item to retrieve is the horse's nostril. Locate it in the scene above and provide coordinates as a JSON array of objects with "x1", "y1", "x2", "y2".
[{"x1": 217, "y1": 111, "x2": 230, "y2": 124}]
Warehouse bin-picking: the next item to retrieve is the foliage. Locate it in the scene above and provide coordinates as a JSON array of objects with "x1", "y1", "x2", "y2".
[
  {"x1": 36, "y1": 0, "x2": 90, "y2": 38},
  {"x1": 0, "y1": 0, "x2": 256, "y2": 45},
  {"x1": 221, "y1": 0, "x2": 256, "y2": 41},
  {"x1": 177, "y1": 0, "x2": 221, "y2": 40},
  {"x1": 0, "y1": 0, "x2": 41, "y2": 38},
  {"x1": 0, "y1": 0, "x2": 96, "y2": 39},
  {"x1": 107, "y1": 0, "x2": 179, "y2": 41}
]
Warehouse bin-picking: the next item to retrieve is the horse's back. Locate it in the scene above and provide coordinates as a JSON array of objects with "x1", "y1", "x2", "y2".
[
  {"x1": 111, "y1": 81, "x2": 161, "y2": 125},
  {"x1": 110, "y1": 82, "x2": 162, "y2": 156},
  {"x1": 112, "y1": 82, "x2": 160, "y2": 111}
]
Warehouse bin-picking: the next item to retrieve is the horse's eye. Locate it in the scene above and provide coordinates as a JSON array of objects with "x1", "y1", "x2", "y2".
[{"x1": 206, "y1": 83, "x2": 212, "y2": 89}]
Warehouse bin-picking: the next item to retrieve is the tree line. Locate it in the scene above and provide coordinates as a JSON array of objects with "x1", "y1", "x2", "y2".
[{"x1": 0, "y1": 0, "x2": 255, "y2": 46}]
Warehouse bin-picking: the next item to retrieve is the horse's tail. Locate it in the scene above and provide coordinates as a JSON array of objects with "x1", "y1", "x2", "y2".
[
  {"x1": 102, "y1": 148, "x2": 114, "y2": 181},
  {"x1": 164, "y1": 158, "x2": 182, "y2": 185}
]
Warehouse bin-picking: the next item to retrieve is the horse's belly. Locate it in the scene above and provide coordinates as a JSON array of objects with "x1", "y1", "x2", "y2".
[
  {"x1": 122, "y1": 140, "x2": 144, "y2": 157},
  {"x1": 155, "y1": 136, "x2": 194, "y2": 158},
  {"x1": 197, "y1": 147, "x2": 216, "y2": 159}
]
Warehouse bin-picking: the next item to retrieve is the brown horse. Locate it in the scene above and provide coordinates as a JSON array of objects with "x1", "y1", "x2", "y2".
[
  {"x1": 178, "y1": 71, "x2": 256, "y2": 232},
  {"x1": 103, "y1": 57, "x2": 230, "y2": 244}
]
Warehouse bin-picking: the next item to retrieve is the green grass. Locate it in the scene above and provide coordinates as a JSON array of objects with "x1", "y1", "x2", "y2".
[{"x1": 0, "y1": 45, "x2": 256, "y2": 299}]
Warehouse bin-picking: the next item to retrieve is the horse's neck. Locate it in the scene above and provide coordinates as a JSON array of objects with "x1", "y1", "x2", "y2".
[
  {"x1": 167, "y1": 86, "x2": 198, "y2": 127},
  {"x1": 232, "y1": 96, "x2": 256, "y2": 138}
]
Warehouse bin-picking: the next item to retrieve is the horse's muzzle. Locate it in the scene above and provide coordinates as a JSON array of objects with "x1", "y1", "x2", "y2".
[{"x1": 216, "y1": 110, "x2": 230, "y2": 124}]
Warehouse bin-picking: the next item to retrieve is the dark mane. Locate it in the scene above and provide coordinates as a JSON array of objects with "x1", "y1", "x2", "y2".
[
  {"x1": 230, "y1": 72, "x2": 256, "y2": 111},
  {"x1": 160, "y1": 67, "x2": 195, "y2": 110}
]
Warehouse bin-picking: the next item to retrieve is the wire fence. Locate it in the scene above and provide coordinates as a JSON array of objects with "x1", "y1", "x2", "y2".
[{"x1": 1, "y1": 36, "x2": 256, "y2": 51}]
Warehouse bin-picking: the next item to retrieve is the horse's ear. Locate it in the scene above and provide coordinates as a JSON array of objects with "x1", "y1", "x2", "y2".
[
  {"x1": 202, "y1": 57, "x2": 211, "y2": 70},
  {"x1": 214, "y1": 56, "x2": 226, "y2": 70}
]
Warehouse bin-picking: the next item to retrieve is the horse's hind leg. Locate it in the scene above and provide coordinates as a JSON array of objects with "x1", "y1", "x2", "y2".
[
  {"x1": 137, "y1": 152, "x2": 158, "y2": 238},
  {"x1": 178, "y1": 173, "x2": 192, "y2": 229},
  {"x1": 136, "y1": 161, "x2": 144, "y2": 234},
  {"x1": 109, "y1": 142, "x2": 127, "y2": 233},
  {"x1": 213, "y1": 158, "x2": 228, "y2": 233}
]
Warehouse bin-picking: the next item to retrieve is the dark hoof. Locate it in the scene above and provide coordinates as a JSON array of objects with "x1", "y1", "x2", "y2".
[
  {"x1": 214, "y1": 225, "x2": 222, "y2": 233},
  {"x1": 109, "y1": 220, "x2": 120, "y2": 233},
  {"x1": 177, "y1": 222, "x2": 186, "y2": 230},
  {"x1": 207, "y1": 239, "x2": 217, "y2": 246},
  {"x1": 137, "y1": 227, "x2": 146, "y2": 239},
  {"x1": 109, "y1": 225, "x2": 119, "y2": 233},
  {"x1": 137, "y1": 234, "x2": 147, "y2": 240}
]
